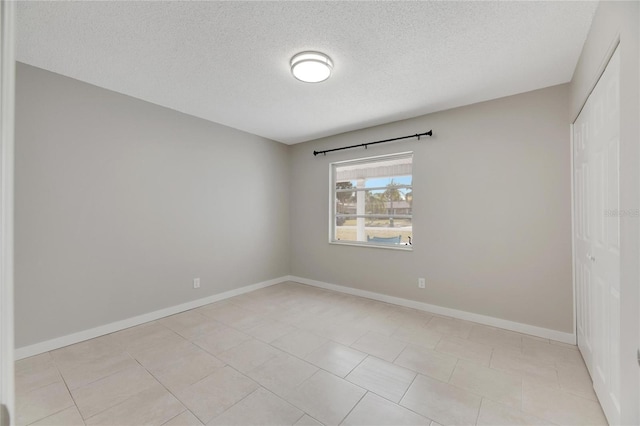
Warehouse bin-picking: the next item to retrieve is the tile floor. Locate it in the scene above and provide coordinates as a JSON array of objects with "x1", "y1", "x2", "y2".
[{"x1": 15, "y1": 281, "x2": 608, "y2": 426}]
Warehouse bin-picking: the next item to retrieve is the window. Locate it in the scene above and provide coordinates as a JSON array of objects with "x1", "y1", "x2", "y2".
[{"x1": 331, "y1": 152, "x2": 413, "y2": 249}]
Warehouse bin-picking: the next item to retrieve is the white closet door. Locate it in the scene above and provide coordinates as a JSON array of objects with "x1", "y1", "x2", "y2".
[
  {"x1": 574, "y1": 77, "x2": 593, "y2": 372},
  {"x1": 574, "y1": 46, "x2": 621, "y2": 425}
]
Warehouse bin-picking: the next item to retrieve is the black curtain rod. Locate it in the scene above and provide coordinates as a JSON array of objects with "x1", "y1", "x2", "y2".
[{"x1": 313, "y1": 130, "x2": 432, "y2": 156}]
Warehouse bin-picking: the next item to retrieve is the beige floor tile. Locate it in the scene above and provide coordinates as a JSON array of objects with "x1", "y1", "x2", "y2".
[
  {"x1": 15, "y1": 353, "x2": 63, "y2": 394},
  {"x1": 522, "y1": 338, "x2": 584, "y2": 367},
  {"x1": 197, "y1": 303, "x2": 257, "y2": 327},
  {"x1": 449, "y1": 360, "x2": 522, "y2": 408},
  {"x1": 228, "y1": 314, "x2": 270, "y2": 332},
  {"x1": 477, "y1": 398, "x2": 552, "y2": 425},
  {"x1": 400, "y1": 374, "x2": 482, "y2": 426},
  {"x1": 217, "y1": 339, "x2": 282, "y2": 373},
  {"x1": 244, "y1": 319, "x2": 297, "y2": 343},
  {"x1": 158, "y1": 310, "x2": 223, "y2": 340},
  {"x1": 387, "y1": 309, "x2": 433, "y2": 329},
  {"x1": 313, "y1": 321, "x2": 368, "y2": 346},
  {"x1": 549, "y1": 340, "x2": 580, "y2": 350},
  {"x1": 111, "y1": 322, "x2": 185, "y2": 354},
  {"x1": 71, "y1": 366, "x2": 158, "y2": 419},
  {"x1": 293, "y1": 414, "x2": 323, "y2": 426},
  {"x1": 85, "y1": 385, "x2": 184, "y2": 425},
  {"x1": 296, "y1": 315, "x2": 332, "y2": 335},
  {"x1": 435, "y1": 337, "x2": 493, "y2": 366},
  {"x1": 391, "y1": 327, "x2": 443, "y2": 349},
  {"x1": 522, "y1": 381, "x2": 608, "y2": 425},
  {"x1": 356, "y1": 315, "x2": 400, "y2": 337},
  {"x1": 175, "y1": 365, "x2": 259, "y2": 424},
  {"x1": 133, "y1": 340, "x2": 212, "y2": 371},
  {"x1": 351, "y1": 331, "x2": 407, "y2": 362},
  {"x1": 50, "y1": 335, "x2": 122, "y2": 364},
  {"x1": 16, "y1": 381, "x2": 75, "y2": 426},
  {"x1": 50, "y1": 336, "x2": 138, "y2": 391},
  {"x1": 192, "y1": 325, "x2": 251, "y2": 355},
  {"x1": 285, "y1": 370, "x2": 366, "y2": 426},
  {"x1": 394, "y1": 344, "x2": 457, "y2": 382},
  {"x1": 55, "y1": 350, "x2": 139, "y2": 391},
  {"x1": 522, "y1": 335, "x2": 550, "y2": 344},
  {"x1": 342, "y1": 392, "x2": 431, "y2": 426},
  {"x1": 208, "y1": 387, "x2": 303, "y2": 426},
  {"x1": 556, "y1": 363, "x2": 597, "y2": 400},
  {"x1": 163, "y1": 410, "x2": 203, "y2": 426},
  {"x1": 467, "y1": 325, "x2": 523, "y2": 350},
  {"x1": 247, "y1": 353, "x2": 318, "y2": 396},
  {"x1": 267, "y1": 308, "x2": 314, "y2": 326},
  {"x1": 16, "y1": 282, "x2": 606, "y2": 426},
  {"x1": 425, "y1": 316, "x2": 473, "y2": 339},
  {"x1": 272, "y1": 329, "x2": 328, "y2": 358},
  {"x1": 150, "y1": 349, "x2": 225, "y2": 392},
  {"x1": 346, "y1": 356, "x2": 416, "y2": 403},
  {"x1": 490, "y1": 347, "x2": 559, "y2": 383},
  {"x1": 304, "y1": 341, "x2": 367, "y2": 377},
  {"x1": 30, "y1": 406, "x2": 85, "y2": 426}
]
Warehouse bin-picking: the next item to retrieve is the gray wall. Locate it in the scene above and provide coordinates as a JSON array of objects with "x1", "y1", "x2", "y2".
[
  {"x1": 15, "y1": 63, "x2": 290, "y2": 348},
  {"x1": 570, "y1": 2, "x2": 639, "y2": 424},
  {"x1": 290, "y1": 84, "x2": 573, "y2": 333}
]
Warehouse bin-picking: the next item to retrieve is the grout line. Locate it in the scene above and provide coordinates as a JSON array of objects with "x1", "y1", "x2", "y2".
[
  {"x1": 24, "y1": 404, "x2": 75, "y2": 426},
  {"x1": 47, "y1": 351, "x2": 84, "y2": 421},
  {"x1": 447, "y1": 358, "x2": 460, "y2": 383},
  {"x1": 91, "y1": 358, "x2": 188, "y2": 422},
  {"x1": 159, "y1": 408, "x2": 189, "y2": 426},
  {"x1": 395, "y1": 375, "x2": 439, "y2": 423},
  {"x1": 520, "y1": 378, "x2": 524, "y2": 412},
  {"x1": 14, "y1": 356, "x2": 67, "y2": 396},
  {"x1": 398, "y1": 370, "x2": 418, "y2": 403},
  {"x1": 392, "y1": 344, "x2": 410, "y2": 365},
  {"x1": 205, "y1": 385, "x2": 261, "y2": 424},
  {"x1": 337, "y1": 390, "x2": 368, "y2": 425},
  {"x1": 475, "y1": 397, "x2": 484, "y2": 425},
  {"x1": 340, "y1": 352, "x2": 368, "y2": 379},
  {"x1": 292, "y1": 412, "x2": 306, "y2": 425},
  {"x1": 120, "y1": 332, "x2": 220, "y2": 415}
]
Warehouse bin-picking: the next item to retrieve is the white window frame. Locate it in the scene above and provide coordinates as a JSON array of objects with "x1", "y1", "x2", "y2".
[{"x1": 329, "y1": 151, "x2": 413, "y2": 250}]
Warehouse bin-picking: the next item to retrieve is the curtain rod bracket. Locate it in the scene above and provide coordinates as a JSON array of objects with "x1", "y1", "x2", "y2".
[{"x1": 313, "y1": 130, "x2": 433, "y2": 156}]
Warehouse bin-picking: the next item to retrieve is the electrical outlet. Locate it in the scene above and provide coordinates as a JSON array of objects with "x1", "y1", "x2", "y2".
[
  {"x1": 193, "y1": 278, "x2": 201, "y2": 289},
  {"x1": 418, "y1": 278, "x2": 426, "y2": 289}
]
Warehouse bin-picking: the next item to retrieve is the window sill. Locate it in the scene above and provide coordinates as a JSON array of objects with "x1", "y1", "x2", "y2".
[{"x1": 329, "y1": 241, "x2": 413, "y2": 251}]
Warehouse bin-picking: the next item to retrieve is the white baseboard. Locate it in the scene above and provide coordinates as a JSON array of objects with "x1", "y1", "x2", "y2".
[
  {"x1": 16, "y1": 274, "x2": 575, "y2": 359},
  {"x1": 15, "y1": 276, "x2": 287, "y2": 360},
  {"x1": 289, "y1": 275, "x2": 576, "y2": 345}
]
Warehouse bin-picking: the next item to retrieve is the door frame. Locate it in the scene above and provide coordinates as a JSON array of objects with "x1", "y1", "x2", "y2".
[
  {"x1": 570, "y1": 124, "x2": 577, "y2": 346},
  {"x1": 0, "y1": 0, "x2": 16, "y2": 424}
]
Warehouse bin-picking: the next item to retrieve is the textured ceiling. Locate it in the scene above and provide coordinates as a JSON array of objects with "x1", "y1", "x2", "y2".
[{"x1": 17, "y1": 1, "x2": 597, "y2": 144}]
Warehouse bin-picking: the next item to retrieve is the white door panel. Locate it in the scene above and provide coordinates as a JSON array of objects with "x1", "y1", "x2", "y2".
[{"x1": 574, "y1": 46, "x2": 620, "y2": 425}]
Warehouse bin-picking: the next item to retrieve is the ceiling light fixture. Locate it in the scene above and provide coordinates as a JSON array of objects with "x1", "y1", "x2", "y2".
[{"x1": 290, "y1": 51, "x2": 333, "y2": 83}]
